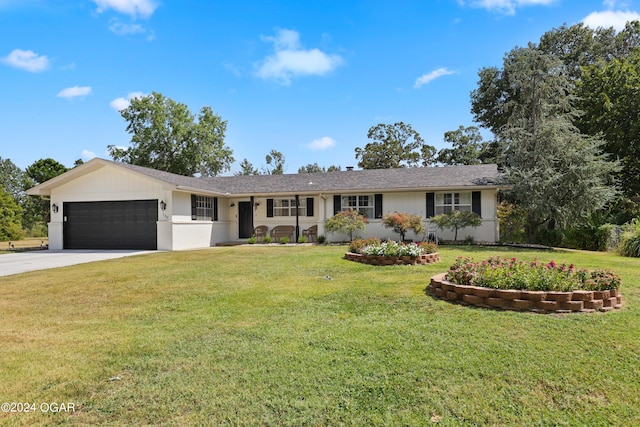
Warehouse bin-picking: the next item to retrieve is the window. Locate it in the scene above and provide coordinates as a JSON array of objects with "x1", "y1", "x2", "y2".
[
  {"x1": 191, "y1": 195, "x2": 217, "y2": 220},
  {"x1": 342, "y1": 194, "x2": 374, "y2": 218},
  {"x1": 435, "y1": 192, "x2": 472, "y2": 214},
  {"x1": 273, "y1": 198, "x2": 306, "y2": 217}
]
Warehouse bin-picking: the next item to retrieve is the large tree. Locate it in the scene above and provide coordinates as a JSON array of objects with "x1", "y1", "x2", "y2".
[
  {"x1": 235, "y1": 158, "x2": 259, "y2": 176},
  {"x1": 24, "y1": 158, "x2": 68, "y2": 230},
  {"x1": 262, "y1": 149, "x2": 286, "y2": 175},
  {"x1": 355, "y1": 122, "x2": 435, "y2": 169},
  {"x1": 577, "y1": 49, "x2": 640, "y2": 198},
  {"x1": 472, "y1": 46, "x2": 618, "y2": 243},
  {"x1": 436, "y1": 125, "x2": 500, "y2": 165},
  {"x1": 109, "y1": 92, "x2": 234, "y2": 177},
  {"x1": 0, "y1": 187, "x2": 23, "y2": 241},
  {"x1": 298, "y1": 163, "x2": 341, "y2": 173}
]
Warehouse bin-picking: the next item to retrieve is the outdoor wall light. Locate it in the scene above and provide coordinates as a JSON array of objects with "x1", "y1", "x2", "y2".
[
  {"x1": 51, "y1": 203, "x2": 59, "y2": 213},
  {"x1": 230, "y1": 202, "x2": 235, "y2": 207},
  {"x1": 160, "y1": 200, "x2": 167, "y2": 211}
]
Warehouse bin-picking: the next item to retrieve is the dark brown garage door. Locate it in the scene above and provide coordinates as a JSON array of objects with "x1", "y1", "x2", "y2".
[{"x1": 63, "y1": 200, "x2": 158, "y2": 250}]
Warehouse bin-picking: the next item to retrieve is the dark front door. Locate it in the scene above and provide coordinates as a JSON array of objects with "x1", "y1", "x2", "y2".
[
  {"x1": 63, "y1": 200, "x2": 158, "y2": 250},
  {"x1": 238, "y1": 201, "x2": 253, "y2": 239}
]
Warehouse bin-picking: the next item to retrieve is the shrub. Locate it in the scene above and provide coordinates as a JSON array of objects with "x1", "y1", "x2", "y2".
[
  {"x1": 316, "y1": 235, "x2": 326, "y2": 245},
  {"x1": 279, "y1": 237, "x2": 289, "y2": 244},
  {"x1": 263, "y1": 235, "x2": 272, "y2": 244},
  {"x1": 247, "y1": 236, "x2": 257, "y2": 244},
  {"x1": 431, "y1": 210, "x2": 482, "y2": 241},
  {"x1": 445, "y1": 256, "x2": 620, "y2": 291},
  {"x1": 381, "y1": 212, "x2": 425, "y2": 241},
  {"x1": 348, "y1": 238, "x2": 381, "y2": 254},
  {"x1": 325, "y1": 209, "x2": 368, "y2": 241},
  {"x1": 619, "y1": 218, "x2": 640, "y2": 257},
  {"x1": 418, "y1": 241, "x2": 438, "y2": 254},
  {"x1": 297, "y1": 235, "x2": 308, "y2": 244}
]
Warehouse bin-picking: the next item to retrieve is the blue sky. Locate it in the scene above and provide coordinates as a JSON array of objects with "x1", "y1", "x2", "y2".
[{"x1": 2, "y1": 0, "x2": 639, "y2": 174}]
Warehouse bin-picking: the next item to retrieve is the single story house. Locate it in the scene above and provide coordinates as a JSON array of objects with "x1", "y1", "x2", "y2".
[{"x1": 27, "y1": 158, "x2": 502, "y2": 250}]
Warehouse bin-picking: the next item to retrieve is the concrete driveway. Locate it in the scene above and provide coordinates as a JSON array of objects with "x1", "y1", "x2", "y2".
[{"x1": 0, "y1": 250, "x2": 155, "y2": 277}]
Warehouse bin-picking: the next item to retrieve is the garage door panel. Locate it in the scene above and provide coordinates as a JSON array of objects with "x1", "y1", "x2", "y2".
[{"x1": 64, "y1": 200, "x2": 157, "y2": 250}]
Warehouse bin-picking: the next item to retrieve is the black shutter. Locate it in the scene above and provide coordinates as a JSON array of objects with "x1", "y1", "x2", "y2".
[
  {"x1": 306, "y1": 197, "x2": 314, "y2": 217},
  {"x1": 426, "y1": 192, "x2": 435, "y2": 218},
  {"x1": 213, "y1": 197, "x2": 218, "y2": 221},
  {"x1": 191, "y1": 194, "x2": 197, "y2": 220},
  {"x1": 333, "y1": 195, "x2": 341, "y2": 215},
  {"x1": 267, "y1": 198, "x2": 274, "y2": 217},
  {"x1": 374, "y1": 194, "x2": 383, "y2": 219},
  {"x1": 472, "y1": 191, "x2": 481, "y2": 216}
]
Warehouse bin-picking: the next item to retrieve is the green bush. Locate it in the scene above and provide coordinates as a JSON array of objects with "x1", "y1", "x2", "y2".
[
  {"x1": 247, "y1": 236, "x2": 257, "y2": 244},
  {"x1": 619, "y1": 219, "x2": 640, "y2": 257},
  {"x1": 316, "y1": 235, "x2": 326, "y2": 244},
  {"x1": 263, "y1": 235, "x2": 272, "y2": 244},
  {"x1": 297, "y1": 236, "x2": 307, "y2": 244},
  {"x1": 279, "y1": 237, "x2": 289, "y2": 244}
]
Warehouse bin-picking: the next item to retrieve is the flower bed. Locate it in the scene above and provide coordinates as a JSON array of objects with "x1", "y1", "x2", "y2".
[
  {"x1": 345, "y1": 239, "x2": 439, "y2": 266},
  {"x1": 428, "y1": 256, "x2": 623, "y2": 313}
]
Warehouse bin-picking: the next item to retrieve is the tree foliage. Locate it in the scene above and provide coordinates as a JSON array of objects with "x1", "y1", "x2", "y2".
[
  {"x1": 431, "y1": 210, "x2": 482, "y2": 241},
  {"x1": 24, "y1": 158, "x2": 69, "y2": 230},
  {"x1": 577, "y1": 49, "x2": 640, "y2": 198},
  {"x1": 324, "y1": 209, "x2": 368, "y2": 241},
  {"x1": 436, "y1": 125, "x2": 500, "y2": 165},
  {"x1": 109, "y1": 92, "x2": 234, "y2": 177},
  {"x1": 25, "y1": 158, "x2": 68, "y2": 184},
  {"x1": 298, "y1": 163, "x2": 341, "y2": 173},
  {"x1": 0, "y1": 187, "x2": 24, "y2": 241},
  {"x1": 355, "y1": 122, "x2": 436, "y2": 169},
  {"x1": 381, "y1": 212, "x2": 425, "y2": 241},
  {"x1": 472, "y1": 46, "x2": 618, "y2": 243},
  {"x1": 262, "y1": 150, "x2": 286, "y2": 175},
  {"x1": 235, "y1": 158, "x2": 259, "y2": 176}
]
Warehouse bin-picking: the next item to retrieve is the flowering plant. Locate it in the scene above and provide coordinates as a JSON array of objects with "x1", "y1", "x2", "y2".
[
  {"x1": 359, "y1": 240, "x2": 430, "y2": 258},
  {"x1": 445, "y1": 256, "x2": 620, "y2": 292}
]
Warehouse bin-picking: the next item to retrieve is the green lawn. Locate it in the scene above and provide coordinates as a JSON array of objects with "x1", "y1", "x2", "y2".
[{"x1": 1, "y1": 245, "x2": 639, "y2": 426}]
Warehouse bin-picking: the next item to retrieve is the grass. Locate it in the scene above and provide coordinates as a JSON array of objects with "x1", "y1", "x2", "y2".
[
  {"x1": 0, "y1": 238, "x2": 48, "y2": 253},
  {"x1": 1, "y1": 245, "x2": 639, "y2": 425}
]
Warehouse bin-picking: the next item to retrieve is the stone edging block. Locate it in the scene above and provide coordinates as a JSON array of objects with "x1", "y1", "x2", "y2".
[
  {"x1": 344, "y1": 252, "x2": 440, "y2": 265},
  {"x1": 428, "y1": 273, "x2": 622, "y2": 314}
]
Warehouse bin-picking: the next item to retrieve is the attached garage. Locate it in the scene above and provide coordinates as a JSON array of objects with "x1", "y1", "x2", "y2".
[{"x1": 63, "y1": 200, "x2": 158, "y2": 250}]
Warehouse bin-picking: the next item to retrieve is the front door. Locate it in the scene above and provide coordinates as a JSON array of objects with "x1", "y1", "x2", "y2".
[{"x1": 238, "y1": 201, "x2": 253, "y2": 238}]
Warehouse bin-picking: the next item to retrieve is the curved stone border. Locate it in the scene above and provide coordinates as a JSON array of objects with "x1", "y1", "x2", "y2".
[
  {"x1": 345, "y1": 252, "x2": 440, "y2": 266},
  {"x1": 429, "y1": 273, "x2": 622, "y2": 314}
]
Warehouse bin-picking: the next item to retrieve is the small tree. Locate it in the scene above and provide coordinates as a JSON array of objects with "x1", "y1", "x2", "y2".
[
  {"x1": 431, "y1": 210, "x2": 482, "y2": 241},
  {"x1": 381, "y1": 212, "x2": 425, "y2": 241},
  {"x1": 325, "y1": 209, "x2": 368, "y2": 241}
]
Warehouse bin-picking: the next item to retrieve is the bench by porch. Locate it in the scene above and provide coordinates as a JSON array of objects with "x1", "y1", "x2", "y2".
[{"x1": 270, "y1": 225, "x2": 295, "y2": 241}]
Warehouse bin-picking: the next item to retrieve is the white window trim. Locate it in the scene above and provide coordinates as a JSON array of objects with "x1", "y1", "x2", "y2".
[
  {"x1": 341, "y1": 194, "x2": 375, "y2": 219},
  {"x1": 435, "y1": 192, "x2": 472, "y2": 215},
  {"x1": 273, "y1": 198, "x2": 306, "y2": 217}
]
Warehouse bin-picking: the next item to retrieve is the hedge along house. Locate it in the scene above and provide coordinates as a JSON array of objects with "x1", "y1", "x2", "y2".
[{"x1": 27, "y1": 158, "x2": 502, "y2": 250}]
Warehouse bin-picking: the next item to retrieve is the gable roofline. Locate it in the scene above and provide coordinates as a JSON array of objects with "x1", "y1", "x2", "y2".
[{"x1": 27, "y1": 158, "x2": 503, "y2": 197}]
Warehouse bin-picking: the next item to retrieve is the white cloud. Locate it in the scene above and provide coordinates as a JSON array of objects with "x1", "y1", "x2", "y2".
[
  {"x1": 1, "y1": 49, "x2": 49, "y2": 72},
  {"x1": 110, "y1": 91, "x2": 145, "y2": 111},
  {"x1": 57, "y1": 86, "x2": 92, "y2": 99},
  {"x1": 109, "y1": 21, "x2": 145, "y2": 35},
  {"x1": 414, "y1": 68, "x2": 456, "y2": 89},
  {"x1": 256, "y1": 29, "x2": 343, "y2": 85},
  {"x1": 81, "y1": 150, "x2": 97, "y2": 161},
  {"x1": 92, "y1": 0, "x2": 157, "y2": 18},
  {"x1": 582, "y1": 9, "x2": 640, "y2": 31},
  {"x1": 308, "y1": 136, "x2": 336, "y2": 151},
  {"x1": 462, "y1": 0, "x2": 556, "y2": 15}
]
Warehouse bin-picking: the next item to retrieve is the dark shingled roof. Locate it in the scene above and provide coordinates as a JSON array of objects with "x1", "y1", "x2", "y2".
[{"x1": 115, "y1": 160, "x2": 501, "y2": 196}]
